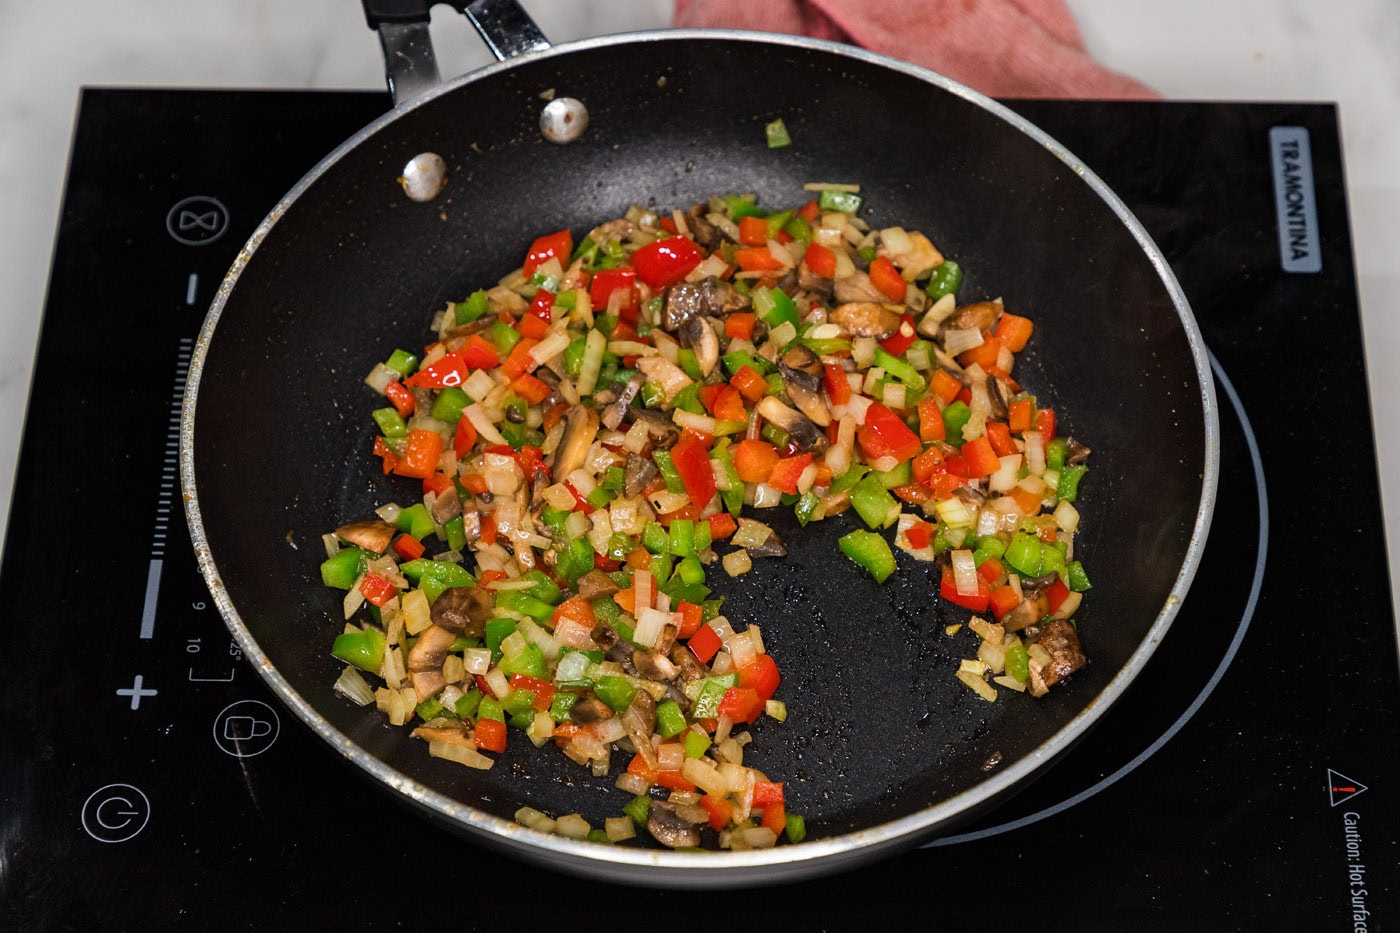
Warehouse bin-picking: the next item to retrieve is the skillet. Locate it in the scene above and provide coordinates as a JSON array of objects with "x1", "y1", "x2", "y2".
[{"x1": 180, "y1": 0, "x2": 1218, "y2": 886}]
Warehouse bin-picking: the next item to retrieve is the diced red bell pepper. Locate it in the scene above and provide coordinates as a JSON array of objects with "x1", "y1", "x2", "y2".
[
  {"x1": 1008, "y1": 397, "x2": 1035, "y2": 433},
  {"x1": 372, "y1": 436, "x2": 399, "y2": 475},
  {"x1": 803, "y1": 241, "x2": 837, "y2": 278},
  {"x1": 508, "y1": 674, "x2": 556, "y2": 711},
  {"x1": 522, "y1": 229, "x2": 572, "y2": 277},
  {"x1": 732, "y1": 246, "x2": 785, "y2": 273},
  {"x1": 358, "y1": 571, "x2": 398, "y2": 608},
  {"x1": 724, "y1": 312, "x2": 756, "y2": 341},
  {"x1": 903, "y1": 520, "x2": 933, "y2": 550},
  {"x1": 717, "y1": 686, "x2": 764, "y2": 724},
  {"x1": 631, "y1": 237, "x2": 704, "y2": 288},
  {"x1": 500, "y1": 337, "x2": 540, "y2": 380},
  {"x1": 958, "y1": 334, "x2": 1003, "y2": 372},
  {"x1": 707, "y1": 512, "x2": 737, "y2": 540},
  {"x1": 916, "y1": 397, "x2": 945, "y2": 443},
  {"x1": 551, "y1": 594, "x2": 597, "y2": 630},
  {"x1": 995, "y1": 312, "x2": 1034, "y2": 352},
  {"x1": 960, "y1": 436, "x2": 1003, "y2": 477},
  {"x1": 509, "y1": 372, "x2": 553, "y2": 405},
  {"x1": 405, "y1": 352, "x2": 469, "y2": 389},
  {"x1": 929, "y1": 368, "x2": 963, "y2": 406},
  {"x1": 766, "y1": 451, "x2": 813, "y2": 495},
  {"x1": 823, "y1": 361, "x2": 851, "y2": 405},
  {"x1": 675, "y1": 600, "x2": 704, "y2": 639},
  {"x1": 473, "y1": 717, "x2": 507, "y2": 753},
  {"x1": 391, "y1": 534, "x2": 426, "y2": 562},
  {"x1": 737, "y1": 654, "x2": 780, "y2": 702},
  {"x1": 732, "y1": 439, "x2": 780, "y2": 484},
  {"x1": 988, "y1": 583, "x2": 1021, "y2": 621},
  {"x1": 459, "y1": 333, "x2": 501, "y2": 371},
  {"x1": 453, "y1": 414, "x2": 478, "y2": 458},
  {"x1": 687, "y1": 624, "x2": 722, "y2": 665},
  {"x1": 751, "y1": 780, "x2": 785, "y2": 807},
  {"x1": 857, "y1": 402, "x2": 922, "y2": 464},
  {"x1": 868, "y1": 255, "x2": 907, "y2": 302},
  {"x1": 589, "y1": 266, "x2": 637, "y2": 313},
  {"x1": 383, "y1": 380, "x2": 416, "y2": 417},
  {"x1": 879, "y1": 312, "x2": 917, "y2": 357},
  {"x1": 701, "y1": 794, "x2": 734, "y2": 832},
  {"x1": 714, "y1": 388, "x2": 748, "y2": 424},
  {"x1": 669, "y1": 436, "x2": 717, "y2": 510},
  {"x1": 394, "y1": 429, "x2": 443, "y2": 479},
  {"x1": 760, "y1": 801, "x2": 787, "y2": 836},
  {"x1": 1046, "y1": 575, "x2": 1071, "y2": 613},
  {"x1": 422, "y1": 470, "x2": 455, "y2": 497},
  {"x1": 738, "y1": 214, "x2": 770, "y2": 246},
  {"x1": 729, "y1": 364, "x2": 769, "y2": 403},
  {"x1": 518, "y1": 290, "x2": 555, "y2": 340},
  {"x1": 1034, "y1": 407, "x2": 1056, "y2": 442},
  {"x1": 515, "y1": 445, "x2": 550, "y2": 482},
  {"x1": 892, "y1": 483, "x2": 932, "y2": 505},
  {"x1": 985, "y1": 420, "x2": 1017, "y2": 457},
  {"x1": 797, "y1": 199, "x2": 821, "y2": 222}
]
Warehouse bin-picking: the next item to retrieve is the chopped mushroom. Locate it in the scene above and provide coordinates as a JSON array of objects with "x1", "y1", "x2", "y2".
[
  {"x1": 755, "y1": 395, "x2": 828, "y2": 453},
  {"x1": 662, "y1": 276, "x2": 745, "y2": 329},
  {"x1": 830, "y1": 301, "x2": 904, "y2": 338},
  {"x1": 429, "y1": 584, "x2": 494, "y2": 638},
  {"x1": 947, "y1": 300, "x2": 1002, "y2": 333},
  {"x1": 621, "y1": 689, "x2": 658, "y2": 769},
  {"x1": 647, "y1": 800, "x2": 702, "y2": 849},
  {"x1": 550, "y1": 405, "x2": 599, "y2": 480},
  {"x1": 833, "y1": 271, "x2": 889, "y2": 305},
  {"x1": 429, "y1": 488, "x2": 462, "y2": 524},
  {"x1": 1026, "y1": 618, "x2": 1088, "y2": 696},
  {"x1": 777, "y1": 343, "x2": 832, "y2": 427},
  {"x1": 574, "y1": 568, "x2": 622, "y2": 600},
  {"x1": 602, "y1": 372, "x2": 644, "y2": 430},
  {"x1": 1002, "y1": 590, "x2": 1050, "y2": 633},
  {"x1": 880, "y1": 230, "x2": 944, "y2": 281},
  {"x1": 406, "y1": 624, "x2": 458, "y2": 702},
  {"x1": 621, "y1": 451, "x2": 659, "y2": 498},
  {"x1": 335, "y1": 519, "x2": 396, "y2": 554},
  {"x1": 678, "y1": 315, "x2": 721, "y2": 377},
  {"x1": 568, "y1": 696, "x2": 614, "y2": 723}
]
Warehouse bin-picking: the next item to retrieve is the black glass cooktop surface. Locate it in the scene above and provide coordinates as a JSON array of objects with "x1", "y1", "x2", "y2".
[{"x1": 1, "y1": 89, "x2": 1395, "y2": 930}]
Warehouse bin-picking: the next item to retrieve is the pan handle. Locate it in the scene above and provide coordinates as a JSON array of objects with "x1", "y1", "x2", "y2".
[{"x1": 362, "y1": 0, "x2": 552, "y2": 106}]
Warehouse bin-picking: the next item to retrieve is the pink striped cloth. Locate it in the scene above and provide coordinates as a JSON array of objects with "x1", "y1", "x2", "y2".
[{"x1": 673, "y1": 0, "x2": 1158, "y2": 99}]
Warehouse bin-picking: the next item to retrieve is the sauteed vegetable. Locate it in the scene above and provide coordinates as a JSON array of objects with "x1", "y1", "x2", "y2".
[{"x1": 320, "y1": 187, "x2": 1092, "y2": 849}]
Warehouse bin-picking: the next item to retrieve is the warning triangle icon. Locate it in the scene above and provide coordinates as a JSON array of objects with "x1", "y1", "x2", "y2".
[{"x1": 1327, "y1": 769, "x2": 1368, "y2": 807}]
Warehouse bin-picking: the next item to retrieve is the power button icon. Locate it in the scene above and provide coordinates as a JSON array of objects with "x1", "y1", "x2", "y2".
[{"x1": 81, "y1": 784, "x2": 151, "y2": 843}]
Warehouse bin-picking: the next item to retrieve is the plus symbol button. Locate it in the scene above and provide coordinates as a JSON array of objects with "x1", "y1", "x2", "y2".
[{"x1": 116, "y1": 674, "x2": 159, "y2": 710}]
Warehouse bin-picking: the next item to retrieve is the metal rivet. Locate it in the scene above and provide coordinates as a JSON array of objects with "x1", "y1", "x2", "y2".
[
  {"x1": 399, "y1": 152, "x2": 448, "y2": 202},
  {"x1": 540, "y1": 97, "x2": 589, "y2": 144}
]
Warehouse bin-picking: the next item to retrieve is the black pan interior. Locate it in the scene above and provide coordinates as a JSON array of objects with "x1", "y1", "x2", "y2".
[{"x1": 191, "y1": 35, "x2": 1208, "y2": 849}]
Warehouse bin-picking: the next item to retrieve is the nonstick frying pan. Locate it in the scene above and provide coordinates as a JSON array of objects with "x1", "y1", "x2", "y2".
[{"x1": 180, "y1": 0, "x2": 1218, "y2": 887}]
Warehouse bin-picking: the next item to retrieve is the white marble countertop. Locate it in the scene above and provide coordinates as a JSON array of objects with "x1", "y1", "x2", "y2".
[{"x1": 3, "y1": 0, "x2": 1398, "y2": 610}]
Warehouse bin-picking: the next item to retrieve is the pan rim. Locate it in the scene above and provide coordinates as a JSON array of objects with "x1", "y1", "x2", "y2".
[{"x1": 179, "y1": 27, "x2": 1220, "y2": 884}]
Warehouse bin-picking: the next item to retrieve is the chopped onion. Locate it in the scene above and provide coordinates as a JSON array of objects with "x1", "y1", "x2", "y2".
[
  {"x1": 1022, "y1": 430, "x2": 1046, "y2": 475},
  {"x1": 633, "y1": 606, "x2": 675, "y2": 648},
  {"x1": 950, "y1": 548, "x2": 979, "y2": 596},
  {"x1": 673, "y1": 408, "x2": 717, "y2": 435},
  {"x1": 943, "y1": 326, "x2": 985, "y2": 357},
  {"x1": 722, "y1": 550, "x2": 753, "y2": 577},
  {"x1": 333, "y1": 665, "x2": 375, "y2": 706},
  {"x1": 1053, "y1": 498, "x2": 1081, "y2": 533}
]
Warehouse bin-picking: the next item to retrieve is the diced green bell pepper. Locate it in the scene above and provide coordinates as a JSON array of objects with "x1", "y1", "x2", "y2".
[
  {"x1": 331, "y1": 625, "x2": 385, "y2": 673},
  {"x1": 838, "y1": 529, "x2": 897, "y2": 583},
  {"x1": 320, "y1": 547, "x2": 366, "y2": 590}
]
